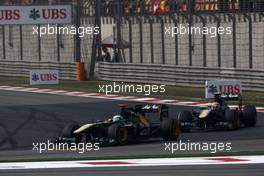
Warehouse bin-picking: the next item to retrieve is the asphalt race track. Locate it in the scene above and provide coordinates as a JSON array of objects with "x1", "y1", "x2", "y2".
[
  {"x1": 0, "y1": 89, "x2": 264, "y2": 161},
  {"x1": 1, "y1": 164, "x2": 264, "y2": 176}
]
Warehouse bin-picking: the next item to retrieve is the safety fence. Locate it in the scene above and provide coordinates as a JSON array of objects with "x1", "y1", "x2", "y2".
[
  {"x1": 98, "y1": 62, "x2": 264, "y2": 91},
  {"x1": 0, "y1": 1, "x2": 95, "y2": 63},
  {"x1": 0, "y1": 0, "x2": 96, "y2": 80},
  {"x1": 113, "y1": 12, "x2": 264, "y2": 70},
  {"x1": 0, "y1": 0, "x2": 264, "y2": 80}
]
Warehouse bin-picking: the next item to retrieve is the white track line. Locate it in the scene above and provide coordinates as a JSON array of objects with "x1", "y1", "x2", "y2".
[
  {"x1": 0, "y1": 156, "x2": 264, "y2": 170},
  {"x1": 64, "y1": 91, "x2": 85, "y2": 96}
]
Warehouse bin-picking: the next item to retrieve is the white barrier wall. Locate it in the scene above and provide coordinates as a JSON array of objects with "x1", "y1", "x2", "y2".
[
  {"x1": 0, "y1": 60, "x2": 76, "y2": 80},
  {"x1": 98, "y1": 62, "x2": 264, "y2": 92}
]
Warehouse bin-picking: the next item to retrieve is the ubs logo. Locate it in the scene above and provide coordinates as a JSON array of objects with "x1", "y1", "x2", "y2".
[
  {"x1": 31, "y1": 73, "x2": 39, "y2": 82},
  {"x1": 29, "y1": 8, "x2": 40, "y2": 20}
]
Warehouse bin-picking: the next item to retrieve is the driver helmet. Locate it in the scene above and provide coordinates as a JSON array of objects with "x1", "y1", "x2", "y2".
[
  {"x1": 212, "y1": 102, "x2": 220, "y2": 110},
  {"x1": 113, "y1": 115, "x2": 123, "y2": 122}
]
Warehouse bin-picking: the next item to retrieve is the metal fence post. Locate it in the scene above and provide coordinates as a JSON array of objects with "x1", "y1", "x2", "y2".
[
  {"x1": 75, "y1": 0, "x2": 81, "y2": 62},
  {"x1": 188, "y1": 0, "x2": 194, "y2": 66},
  {"x1": 168, "y1": 3, "x2": 178, "y2": 64},
  {"x1": 128, "y1": 18, "x2": 133, "y2": 63},
  {"x1": 160, "y1": 17, "x2": 165, "y2": 64},
  {"x1": 2, "y1": 26, "x2": 5, "y2": 60},
  {"x1": 139, "y1": 18, "x2": 143, "y2": 63},
  {"x1": 244, "y1": 14, "x2": 253, "y2": 68},
  {"x1": 57, "y1": 25, "x2": 61, "y2": 62},
  {"x1": 183, "y1": 13, "x2": 193, "y2": 66},
  {"x1": 97, "y1": 3, "x2": 102, "y2": 62},
  {"x1": 217, "y1": 16, "x2": 221, "y2": 67},
  {"x1": 38, "y1": 24, "x2": 41, "y2": 61},
  {"x1": 155, "y1": 16, "x2": 165, "y2": 64},
  {"x1": 139, "y1": 1, "x2": 143, "y2": 63},
  {"x1": 124, "y1": 16, "x2": 133, "y2": 63},
  {"x1": 198, "y1": 15, "x2": 207, "y2": 67},
  {"x1": 233, "y1": 16, "x2": 237, "y2": 68},
  {"x1": 89, "y1": 0, "x2": 101, "y2": 79},
  {"x1": 149, "y1": 18, "x2": 154, "y2": 64},
  {"x1": 172, "y1": 18, "x2": 179, "y2": 65},
  {"x1": 116, "y1": 0, "x2": 122, "y2": 62},
  {"x1": 249, "y1": 19, "x2": 253, "y2": 68},
  {"x1": 8, "y1": 25, "x2": 13, "y2": 47},
  {"x1": 19, "y1": 25, "x2": 23, "y2": 61},
  {"x1": 140, "y1": 15, "x2": 154, "y2": 64},
  {"x1": 227, "y1": 14, "x2": 237, "y2": 68}
]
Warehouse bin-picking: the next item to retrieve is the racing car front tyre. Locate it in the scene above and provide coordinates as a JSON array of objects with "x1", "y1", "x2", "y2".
[
  {"x1": 61, "y1": 123, "x2": 82, "y2": 143},
  {"x1": 161, "y1": 118, "x2": 180, "y2": 141},
  {"x1": 108, "y1": 123, "x2": 128, "y2": 145},
  {"x1": 242, "y1": 105, "x2": 257, "y2": 127},
  {"x1": 225, "y1": 110, "x2": 240, "y2": 130}
]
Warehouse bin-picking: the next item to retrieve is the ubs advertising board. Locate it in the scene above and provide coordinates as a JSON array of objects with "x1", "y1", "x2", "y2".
[
  {"x1": 205, "y1": 80, "x2": 242, "y2": 99},
  {"x1": 30, "y1": 70, "x2": 59, "y2": 85},
  {"x1": 0, "y1": 5, "x2": 72, "y2": 25}
]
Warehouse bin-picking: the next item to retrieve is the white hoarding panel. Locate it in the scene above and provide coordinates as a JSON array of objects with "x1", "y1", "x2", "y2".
[
  {"x1": 205, "y1": 80, "x2": 242, "y2": 99},
  {"x1": 0, "y1": 5, "x2": 72, "y2": 25},
  {"x1": 30, "y1": 70, "x2": 59, "y2": 85}
]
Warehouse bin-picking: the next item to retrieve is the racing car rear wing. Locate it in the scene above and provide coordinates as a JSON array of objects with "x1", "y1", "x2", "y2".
[
  {"x1": 119, "y1": 104, "x2": 169, "y2": 121},
  {"x1": 214, "y1": 93, "x2": 242, "y2": 108},
  {"x1": 135, "y1": 104, "x2": 168, "y2": 113},
  {"x1": 135, "y1": 104, "x2": 169, "y2": 121},
  {"x1": 215, "y1": 93, "x2": 242, "y2": 101}
]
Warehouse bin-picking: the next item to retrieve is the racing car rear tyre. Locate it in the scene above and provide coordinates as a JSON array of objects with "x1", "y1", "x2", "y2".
[
  {"x1": 108, "y1": 123, "x2": 128, "y2": 145},
  {"x1": 242, "y1": 105, "x2": 257, "y2": 127},
  {"x1": 61, "y1": 123, "x2": 82, "y2": 143},
  {"x1": 161, "y1": 118, "x2": 180, "y2": 141},
  {"x1": 225, "y1": 110, "x2": 240, "y2": 130},
  {"x1": 177, "y1": 111, "x2": 192, "y2": 132}
]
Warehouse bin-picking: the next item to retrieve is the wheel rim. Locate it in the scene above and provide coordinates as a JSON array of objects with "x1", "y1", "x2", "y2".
[
  {"x1": 118, "y1": 127, "x2": 128, "y2": 144},
  {"x1": 174, "y1": 126, "x2": 180, "y2": 137},
  {"x1": 203, "y1": 121, "x2": 207, "y2": 130},
  {"x1": 234, "y1": 116, "x2": 240, "y2": 129},
  {"x1": 172, "y1": 122, "x2": 180, "y2": 138},
  {"x1": 72, "y1": 126, "x2": 81, "y2": 143},
  {"x1": 74, "y1": 133, "x2": 82, "y2": 143}
]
